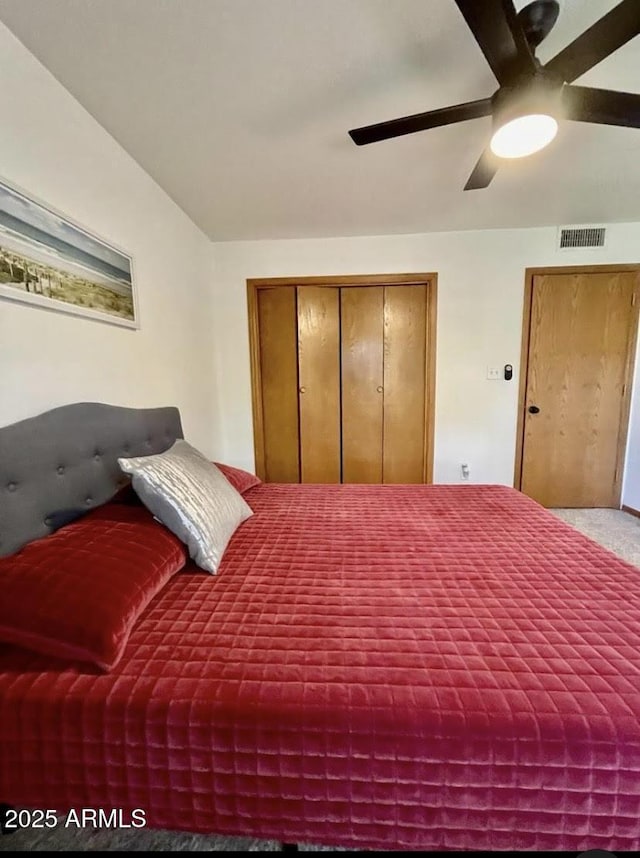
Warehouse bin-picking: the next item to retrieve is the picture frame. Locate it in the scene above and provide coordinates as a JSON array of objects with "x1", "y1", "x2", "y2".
[{"x1": 0, "y1": 177, "x2": 139, "y2": 329}]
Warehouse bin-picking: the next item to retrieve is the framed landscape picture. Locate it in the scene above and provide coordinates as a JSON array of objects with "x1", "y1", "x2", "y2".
[{"x1": 0, "y1": 178, "x2": 138, "y2": 329}]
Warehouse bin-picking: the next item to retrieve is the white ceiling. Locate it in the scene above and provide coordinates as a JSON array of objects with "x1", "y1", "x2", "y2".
[{"x1": 0, "y1": 0, "x2": 638, "y2": 241}]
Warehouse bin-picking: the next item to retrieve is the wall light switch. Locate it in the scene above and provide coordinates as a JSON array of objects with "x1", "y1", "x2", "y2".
[{"x1": 487, "y1": 367, "x2": 500, "y2": 380}]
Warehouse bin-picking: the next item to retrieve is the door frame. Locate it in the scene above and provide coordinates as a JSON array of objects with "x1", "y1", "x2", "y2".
[
  {"x1": 513, "y1": 264, "x2": 640, "y2": 504},
  {"x1": 247, "y1": 273, "x2": 438, "y2": 483}
]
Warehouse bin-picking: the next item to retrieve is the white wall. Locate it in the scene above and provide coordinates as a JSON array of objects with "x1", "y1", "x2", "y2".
[
  {"x1": 0, "y1": 23, "x2": 219, "y2": 456},
  {"x1": 211, "y1": 224, "x2": 640, "y2": 503}
]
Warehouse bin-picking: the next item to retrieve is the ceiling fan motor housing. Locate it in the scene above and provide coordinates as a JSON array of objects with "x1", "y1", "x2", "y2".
[{"x1": 491, "y1": 70, "x2": 564, "y2": 130}]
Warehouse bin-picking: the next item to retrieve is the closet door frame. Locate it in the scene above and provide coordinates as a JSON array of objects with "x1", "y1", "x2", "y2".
[{"x1": 247, "y1": 273, "x2": 438, "y2": 482}]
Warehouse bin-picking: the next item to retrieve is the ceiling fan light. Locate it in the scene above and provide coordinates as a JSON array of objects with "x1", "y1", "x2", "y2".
[{"x1": 490, "y1": 113, "x2": 558, "y2": 159}]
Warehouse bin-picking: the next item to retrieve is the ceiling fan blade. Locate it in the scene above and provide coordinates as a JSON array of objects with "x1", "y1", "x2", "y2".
[
  {"x1": 563, "y1": 85, "x2": 640, "y2": 128},
  {"x1": 545, "y1": 0, "x2": 640, "y2": 83},
  {"x1": 454, "y1": 0, "x2": 536, "y2": 85},
  {"x1": 464, "y1": 148, "x2": 500, "y2": 190},
  {"x1": 349, "y1": 98, "x2": 492, "y2": 145}
]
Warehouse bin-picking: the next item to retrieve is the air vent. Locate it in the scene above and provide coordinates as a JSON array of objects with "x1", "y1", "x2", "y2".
[{"x1": 558, "y1": 226, "x2": 606, "y2": 250}]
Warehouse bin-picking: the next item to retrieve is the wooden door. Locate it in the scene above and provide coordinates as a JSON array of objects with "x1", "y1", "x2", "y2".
[
  {"x1": 297, "y1": 287, "x2": 341, "y2": 482},
  {"x1": 341, "y1": 287, "x2": 384, "y2": 483},
  {"x1": 521, "y1": 271, "x2": 638, "y2": 507},
  {"x1": 256, "y1": 287, "x2": 299, "y2": 482},
  {"x1": 383, "y1": 285, "x2": 428, "y2": 483}
]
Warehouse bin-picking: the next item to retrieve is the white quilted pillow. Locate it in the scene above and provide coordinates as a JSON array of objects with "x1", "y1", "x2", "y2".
[{"x1": 118, "y1": 440, "x2": 253, "y2": 574}]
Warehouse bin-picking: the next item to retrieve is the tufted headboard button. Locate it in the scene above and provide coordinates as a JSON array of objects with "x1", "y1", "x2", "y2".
[
  {"x1": 57, "y1": 466, "x2": 65, "y2": 475},
  {"x1": 7, "y1": 482, "x2": 17, "y2": 492}
]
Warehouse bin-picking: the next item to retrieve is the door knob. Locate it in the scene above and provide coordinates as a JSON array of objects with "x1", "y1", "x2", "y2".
[
  {"x1": 528, "y1": 405, "x2": 540, "y2": 414},
  {"x1": 299, "y1": 386, "x2": 306, "y2": 394},
  {"x1": 377, "y1": 386, "x2": 383, "y2": 393}
]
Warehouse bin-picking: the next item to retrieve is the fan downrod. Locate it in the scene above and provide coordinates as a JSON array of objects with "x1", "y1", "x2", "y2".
[{"x1": 517, "y1": 0, "x2": 560, "y2": 49}]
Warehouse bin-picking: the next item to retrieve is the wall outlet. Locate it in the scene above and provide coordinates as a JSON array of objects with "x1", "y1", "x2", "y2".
[
  {"x1": 487, "y1": 367, "x2": 500, "y2": 380},
  {"x1": 461, "y1": 463, "x2": 470, "y2": 480}
]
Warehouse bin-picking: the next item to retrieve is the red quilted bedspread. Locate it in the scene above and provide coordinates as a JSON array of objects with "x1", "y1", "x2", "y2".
[{"x1": 1, "y1": 484, "x2": 639, "y2": 851}]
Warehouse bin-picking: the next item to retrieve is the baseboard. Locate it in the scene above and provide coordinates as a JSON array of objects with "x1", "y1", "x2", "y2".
[{"x1": 622, "y1": 504, "x2": 640, "y2": 519}]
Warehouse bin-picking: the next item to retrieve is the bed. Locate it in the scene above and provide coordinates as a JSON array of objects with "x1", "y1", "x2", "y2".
[{"x1": 1, "y1": 403, "x2": 639, "y2": 851}]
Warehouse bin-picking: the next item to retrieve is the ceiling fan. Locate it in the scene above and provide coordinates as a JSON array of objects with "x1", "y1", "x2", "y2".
[{"x1": 348, "y1": 0, "x2": 640, "y2": 189}]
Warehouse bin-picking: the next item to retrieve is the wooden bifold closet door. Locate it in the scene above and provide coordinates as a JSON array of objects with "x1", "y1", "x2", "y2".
[
  {"x1": 249, "y1": 276, "x2": 436, "y2": 484},
  {"x1": 340, "y1": 287, "x2": 384, "y2": 483},
  {"x1": 341, "y1": 286, "x2": 428, "y2": 483},
  {"x1": 297, "y1": 287, "x2": 341, "y2": 483}
]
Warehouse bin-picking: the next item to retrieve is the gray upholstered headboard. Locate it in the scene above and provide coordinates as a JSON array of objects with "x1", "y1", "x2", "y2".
[{"x1": 0, "y1": 402, "x2": 183, "y2": 557}]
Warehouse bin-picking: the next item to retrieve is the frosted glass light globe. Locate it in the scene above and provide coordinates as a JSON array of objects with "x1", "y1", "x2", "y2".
[{"x1": 490, "y1": 113, "x2": 558, "y2": 159}]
